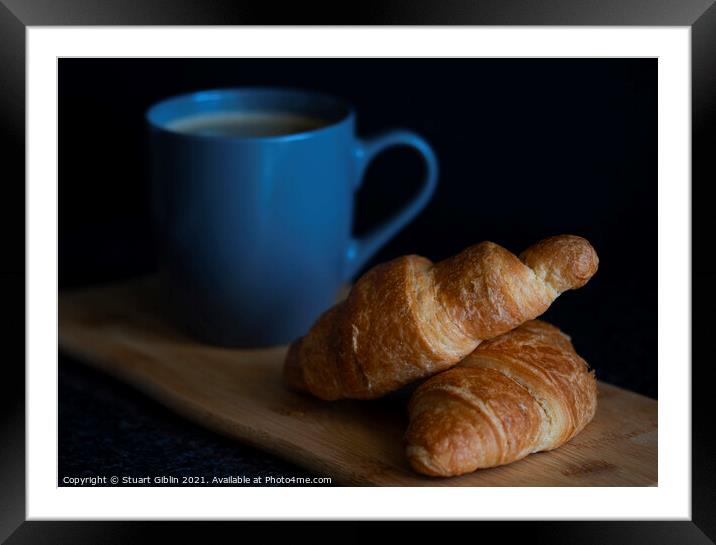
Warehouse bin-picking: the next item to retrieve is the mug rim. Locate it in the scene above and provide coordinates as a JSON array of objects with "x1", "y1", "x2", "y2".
[{"x1": 145, "y1": 86, "x2": 355, "y2": 142}]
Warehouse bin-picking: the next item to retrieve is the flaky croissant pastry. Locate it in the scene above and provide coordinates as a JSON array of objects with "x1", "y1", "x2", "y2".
[
  {"x1": 405, "y1": 320, "x2": 597, "y2": 477},
  {"x1": 284, "y1": 235, "x2": 598, "y2": 400}
]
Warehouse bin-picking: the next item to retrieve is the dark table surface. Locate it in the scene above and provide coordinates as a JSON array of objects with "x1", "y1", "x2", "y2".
[{"x1": 58, "y1": 354, "x2": 324, "y2": 486}]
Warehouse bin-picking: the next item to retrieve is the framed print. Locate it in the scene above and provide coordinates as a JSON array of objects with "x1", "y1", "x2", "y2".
[{"x1": 1, "y1": 0, "x2": 713, "y2": 542}]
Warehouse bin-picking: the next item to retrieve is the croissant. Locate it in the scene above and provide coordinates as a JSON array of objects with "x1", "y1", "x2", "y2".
[
  {"x1": 284, "y1": 235, "x2": 598, "y2": 400},
  {"x1": 405, "y1": 320, "x2": 597, "y2": 477}
]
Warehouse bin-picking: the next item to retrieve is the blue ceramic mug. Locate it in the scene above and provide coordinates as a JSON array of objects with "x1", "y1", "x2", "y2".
[{"x1": 146, "y1": 88, "x2": 438, "y2": 346}]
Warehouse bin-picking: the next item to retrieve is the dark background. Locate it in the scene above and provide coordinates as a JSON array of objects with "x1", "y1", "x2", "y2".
[{"x1": 58, "y1": 58, "x2": 656, "y2": 482}]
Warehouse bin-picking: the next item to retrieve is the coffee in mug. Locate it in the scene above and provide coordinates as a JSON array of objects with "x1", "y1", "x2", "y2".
[{"x1": 165, "y1": 110, "x2": 328, "y2": 137}]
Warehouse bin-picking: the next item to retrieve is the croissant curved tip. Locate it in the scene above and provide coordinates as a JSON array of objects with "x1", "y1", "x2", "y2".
[
  {"x1": 405, "y1": 445, "x2": 452, "y2": 477},
  {"x1": 405, "y1": 436, "x2": 481, "y2": 478},
  {"x1": 405, "y1": 391, "x2": 485, "y2": 478},
  {"x1": 520, "y1": 234, "x2": 599, "y2": 292}
]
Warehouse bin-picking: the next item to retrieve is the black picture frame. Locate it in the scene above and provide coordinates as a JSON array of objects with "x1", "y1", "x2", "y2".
[{"x1": 1, "y1": 1, "x2": 713, "y2": 542}]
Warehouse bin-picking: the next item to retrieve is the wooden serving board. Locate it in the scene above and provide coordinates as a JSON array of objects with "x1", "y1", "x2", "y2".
[{"x1": 58, "y1": 278, "x2": 657, "y2": 486}]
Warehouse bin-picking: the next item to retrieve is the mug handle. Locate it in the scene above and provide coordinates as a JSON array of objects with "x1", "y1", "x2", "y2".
[{"x1": 344, "y1": 130, "x2": 439, "y2": 280}]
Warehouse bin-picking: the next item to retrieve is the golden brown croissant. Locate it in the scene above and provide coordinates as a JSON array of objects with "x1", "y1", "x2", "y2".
[
  {"x1": 284, "y1": 235, "x2": 598, "y2": 400},
  {"x1": 405, "y1": 320, "x2": 597, "y2": 477}
]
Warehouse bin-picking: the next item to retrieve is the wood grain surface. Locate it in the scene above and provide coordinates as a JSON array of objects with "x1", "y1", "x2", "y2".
[{"x1": 58, "y1": 278, "x2": 657, "y2": 486}]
